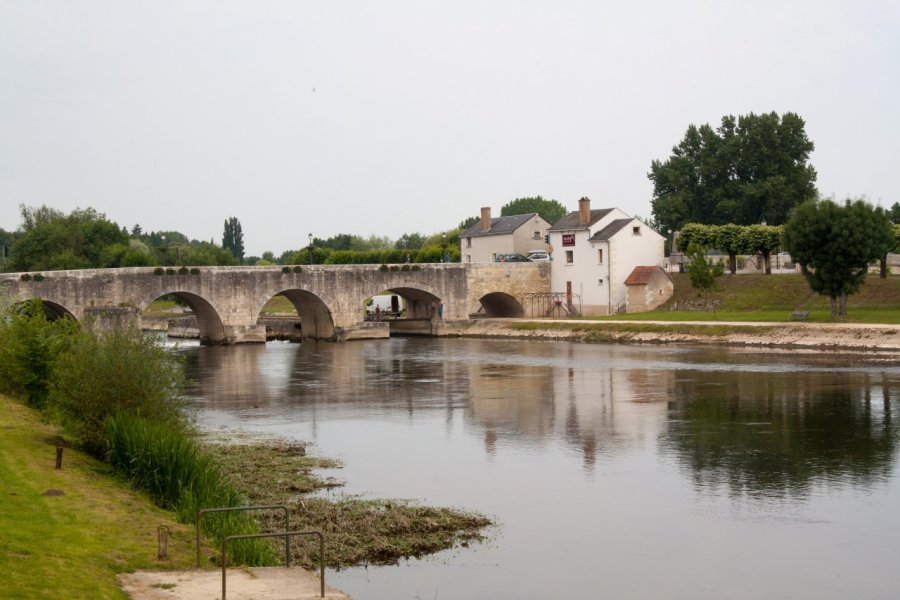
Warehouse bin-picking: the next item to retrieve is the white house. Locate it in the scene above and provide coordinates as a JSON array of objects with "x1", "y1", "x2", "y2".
[
  {"x1": 459, "y1": 207, "x2": 551, "y2": 263},
  {"x1": 548, "y1": 197, "x2": 666, "y2": 315}
]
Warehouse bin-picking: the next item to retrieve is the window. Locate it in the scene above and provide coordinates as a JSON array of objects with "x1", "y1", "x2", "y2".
[
  {"x1": 632, "y1": 226, "x2": 641, "y2": 235},
  {"x1": 465, "y1": 255, "x2": 471, "y2": 263},
  {"x1": 465, "y1": 237, "x2": 472, "y2": 248},
  {"x1": 533, "y1": 231, "x2": 541, "y2": 240},
  {"x1": 597, "y1": 249, "x2": 603, "y2": 264},
  {"x1": 565, "y1": 250, "x2": 574, "y2": 264}
]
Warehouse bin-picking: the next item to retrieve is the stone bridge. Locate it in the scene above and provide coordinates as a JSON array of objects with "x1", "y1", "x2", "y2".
[{"x1": 2, "y1": 263, "x2": 550, "y2": 343}]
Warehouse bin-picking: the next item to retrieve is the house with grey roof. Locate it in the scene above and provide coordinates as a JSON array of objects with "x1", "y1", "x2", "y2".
[
  {"x1": 459, "y1": 207, "x2": 551, "y2": 263},
  {"x1": 548, "y1": 197, "x2": 666, "y2": 315}
]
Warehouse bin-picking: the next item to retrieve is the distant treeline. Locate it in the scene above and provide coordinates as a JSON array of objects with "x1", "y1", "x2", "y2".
[{"x1": 1, "y1": 204, "x2": 462, "y2": 272}]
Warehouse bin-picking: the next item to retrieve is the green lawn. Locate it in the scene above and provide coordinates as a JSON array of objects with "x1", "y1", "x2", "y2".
[
  {"x1": 0, "y1": 397, "x2": 201, "y2": 599},
  {"x1": 592, "y1": 273, "x2": 900, "y2": 324}
]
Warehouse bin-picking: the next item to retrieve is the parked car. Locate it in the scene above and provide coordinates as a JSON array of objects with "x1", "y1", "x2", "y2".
[
  {"x1": 526, "y1": 251, "x2": 551, "y2": 262},
  {"x1": 495, "y1": 253, "x2": 531, "y2": 262}
]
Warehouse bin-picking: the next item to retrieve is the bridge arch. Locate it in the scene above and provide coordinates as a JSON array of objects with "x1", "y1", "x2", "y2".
[
  {"x1": 255, "y1": 289, "x2": 335, "y2": 341},
  {"x1": 363, "y1": 284, "x2": 442, "y2": 320},
  {"x1": 13, "y1": 298, "x2": 77, "y2": 321},
  {"x1": 140, "y1": 291, "x2": 226, "y2": 345},
  {"x1": 478, "y1": 292, "x2": 524, "y2": 318}
]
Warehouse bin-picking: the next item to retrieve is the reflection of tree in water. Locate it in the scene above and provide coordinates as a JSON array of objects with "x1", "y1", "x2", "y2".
[{"x1": 664, "y1": 371, "x2": 898, "y2": 499}]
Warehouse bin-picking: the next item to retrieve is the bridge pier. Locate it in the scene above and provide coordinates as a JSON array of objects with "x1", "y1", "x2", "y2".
[
  {"x1": 84, "y1": 306, "x2": 141, "y2": 333},
  {"x1": 222, "y1": 324, "x2": 267, "y2": 345},
  {"x1": 334, "y1": 321, "x2": 390, "y2": 341}
]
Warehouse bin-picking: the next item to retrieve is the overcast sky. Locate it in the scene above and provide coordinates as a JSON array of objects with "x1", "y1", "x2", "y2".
[{"x1": 1, "y1": 1, "x2": 898, "y2": 256}]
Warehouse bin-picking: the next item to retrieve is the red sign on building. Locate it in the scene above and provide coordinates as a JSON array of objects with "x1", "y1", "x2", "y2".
[{"x1": 562, "y1": 233, "x2": 576, "y2": 247}]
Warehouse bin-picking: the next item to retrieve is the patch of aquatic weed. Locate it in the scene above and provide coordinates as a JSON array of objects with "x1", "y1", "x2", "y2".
[
  {"x1": 201, "y1": 432, "x2": 493, "y2": 569},
  {"x1": 273, "y1": 497, "x2": 492, "y2": 568},
  {"x1": 203, "y1": 431, "x2": 341, "y2": 495}
]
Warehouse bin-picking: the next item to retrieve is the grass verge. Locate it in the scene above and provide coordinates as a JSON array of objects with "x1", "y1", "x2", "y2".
[
  {"x1": 205, "y1": 434, "x2": 493, "y2": 570},
  {"x1": 0, "y1": 396, "x2": 200, "y2": 599},
  {"x1": 606, "y1": 273, "x2": 900, "y2": 324}
]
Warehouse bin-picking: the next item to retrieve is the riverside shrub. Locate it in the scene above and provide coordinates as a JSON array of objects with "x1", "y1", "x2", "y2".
[
  {"x1": 49, "y1": 325, "x2": 185, "y2": 455},
  {"x1": 0, "y1": 299, "x2": 79, "y2": 408}
]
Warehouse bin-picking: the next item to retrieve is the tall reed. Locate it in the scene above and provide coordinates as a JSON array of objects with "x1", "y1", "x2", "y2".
[{"x1": 105, "y1": 413, "x2": 278, "y2": 566}]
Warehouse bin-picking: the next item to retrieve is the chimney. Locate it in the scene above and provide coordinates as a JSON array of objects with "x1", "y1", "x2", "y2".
[
  {"x1": 578, "y1": 197, "x2": 591, "y2": 225},
  {"x1": 480, "y1": 207, "x2": 491, "y2": 232}
]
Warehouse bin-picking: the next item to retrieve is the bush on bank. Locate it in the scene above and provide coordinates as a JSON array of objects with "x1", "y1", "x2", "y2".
[
  {"x1": 0, "y1": 294, "x2": 274, "y2": 566},
  {"x1": 0, "y1": 299, "x2": 78, "y2": 409},
  {"x1": 49, "y1": 324, "x2": 185, "y2": 456}
]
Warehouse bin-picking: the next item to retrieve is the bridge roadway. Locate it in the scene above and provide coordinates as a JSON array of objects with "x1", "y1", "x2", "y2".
[{"x1": 3, "y1": 262, "x2": 550, "y2": 344}]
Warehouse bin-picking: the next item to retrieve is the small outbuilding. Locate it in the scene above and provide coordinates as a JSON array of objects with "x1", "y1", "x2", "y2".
[{"x1": 624, "y1": 266, "x2": 673, "y2": 313}]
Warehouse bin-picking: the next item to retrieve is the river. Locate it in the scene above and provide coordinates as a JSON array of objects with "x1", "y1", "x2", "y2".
[{"x1": 179, "y1": 337, "x2": 900, "y2": 600}]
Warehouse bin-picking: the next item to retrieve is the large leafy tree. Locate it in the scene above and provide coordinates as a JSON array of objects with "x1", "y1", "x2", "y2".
[
  {"x1": 9, "y1": 205, "x2": 128, "y2": 271},
  {"x1": 395, "y1": 232, "x2": 426, "y2": 250},
  {"x1": 649, "y1": 112, "x2": 817, "y2": 232},
  {"x1": 784, "y1": 199, "x2": 894, "y2": 317},
  {"x1": 889, "y1": 202, "x2": 900, "y2": 224},
  {"x1": 182, "y1": 241, "x2": 238, "y2": 266},
  {"x1": 222, "y1": 217, "x2": 245, "y2": 263},
  {"x1": 500, "y1": 196, "x2": 567, "y2": 225},
  {"x1": 458, "y1": 216, "x2": 479, "y2": 230}
]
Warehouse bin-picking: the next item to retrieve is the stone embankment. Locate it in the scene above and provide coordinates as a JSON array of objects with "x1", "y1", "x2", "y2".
[
  {"x1": 455, "y1": 318, "x2": 900, "y2": 354},
  {"x1": 142, "y1": 314, "x2": 900, "y2": 355}
]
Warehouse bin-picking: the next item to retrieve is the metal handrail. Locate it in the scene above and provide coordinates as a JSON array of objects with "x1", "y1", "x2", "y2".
[
  {"x1": 222, "y1": 530, "x2": 325, "y2": 599},
  {"x1": 196, "y1": 504, "x2": 290, "y2": 568}
]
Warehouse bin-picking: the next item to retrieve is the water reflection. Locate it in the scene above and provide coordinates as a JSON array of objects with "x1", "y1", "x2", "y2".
[
  {"x1": 665, "y1": 371, "x2": 898, "y2": 498},
  {"x1": 182, "y1": 339, "x2": 899, "y2": 496},
  {"x1": 181, "y1": 338, "x2": 900, "y2": 599}
]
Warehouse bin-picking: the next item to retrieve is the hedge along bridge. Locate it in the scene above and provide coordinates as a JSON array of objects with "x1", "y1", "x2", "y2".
[{"x1": 3, "y1": 263, "x2": 550, "y2": 344}]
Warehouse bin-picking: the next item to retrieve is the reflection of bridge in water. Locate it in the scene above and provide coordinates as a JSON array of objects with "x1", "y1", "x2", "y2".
[{"x1": 4, "y1": 263, "x2": 549, "y2": 343}]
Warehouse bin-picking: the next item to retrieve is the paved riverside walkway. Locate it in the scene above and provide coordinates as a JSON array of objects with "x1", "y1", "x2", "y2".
[{"x1": 118, "y1": 567, "x2": 350, "y2": 600}]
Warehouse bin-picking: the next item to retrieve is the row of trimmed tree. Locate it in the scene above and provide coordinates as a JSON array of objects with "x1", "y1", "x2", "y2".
[
  {"x1": 676, "y1": 223, "x2": 784, "y2": 275},
  {"x1": 678, "y1": 199, "x2": 900, "y2": 316}
]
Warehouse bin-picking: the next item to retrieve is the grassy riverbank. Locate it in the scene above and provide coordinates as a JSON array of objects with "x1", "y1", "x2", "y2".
[
  {"x1": 0, "y1": 395, "x2": 201, "y2": 599},
  {"x1": 598, "y1": 273, "x2": 900, "y2": 324},
  {"x1": 0, "y1": 395, "x2": 493, "y2": 599},
  {"x1": 205, "y1": 433, "x2": 493, "y2": 569}
]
